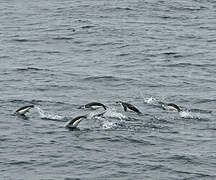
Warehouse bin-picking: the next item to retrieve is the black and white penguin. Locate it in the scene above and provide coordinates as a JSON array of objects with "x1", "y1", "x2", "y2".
[
  {"x1": 78, "y1": 102, "x2": 107, "y2": 110},
  {"x1": 64, "y1": 115, "x2": 87, "y2": 129},
  {"x1": 158, "y1": 102, "x2": 181, "y2": 112},
  {"x1": 116, "y1": 101, "x2": 142, "y2": 114},
  {"x1": 15, "y1": 105, "x2": 34, "y2": 115}
]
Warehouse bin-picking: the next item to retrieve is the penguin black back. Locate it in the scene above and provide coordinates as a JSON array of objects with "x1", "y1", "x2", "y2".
[
  {"x1": 64, "y1": 115, "x2": 87, "y2": 129},
  {"x1": 15, "y1": 105, "x2": 34, "y2": 115},
  {"x1": 78, "y1": 102, "x2": 107, "y2": 110},
  {"x1": 116, "y1": 101, "x2": 142, "y2": 114}
]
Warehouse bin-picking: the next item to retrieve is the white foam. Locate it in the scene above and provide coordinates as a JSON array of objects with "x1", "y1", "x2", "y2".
[
  {"x1": 35, "y1": 106, "x2": 64, "y2": 120},
  {"x1": 101, "y1": 120, "x2": 117, "y2": 129},
  {"x1": 87, "y1": 111, "x2": 104, "y2": 119},
  {"x1": 35, "y1": 107, "x2": 126, "y2": 129},
  {"x1": 179, "y1": 110, "x2": 194, "y2": 119},
  {"x1": 144, "y1": 97, "x2": 158, "y2": 105},
  {"x1": 102, "y1": 108, "x2": 127, "y2": 120},
  {"x1": 87, "y1": 108, "x2": 126, "y2": 129}
]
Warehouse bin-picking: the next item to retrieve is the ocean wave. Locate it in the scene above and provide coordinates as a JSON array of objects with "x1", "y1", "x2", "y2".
[
  {"x1": 51, "y1": 37, "x2": 74, "y2": 40},
  {"x1": 83, "y1": 75, "x2": 120, "y2": 82},
  {"x1": 82, "y1": 75, "x2": 137, "y2": 84},
  {"x1": 12, "y1": 38, "x2": 41, "y2": 42},
  {"x1": 162, "y1": 62, "x2": 213, "y2": 68},
  {"x1": 103, "y1": 6, "x2": 133, "y2": 12},
  {"x1": 14, "y1": 67, "x2": 51, "y2": 72},
  {"x1": 9, "y1": 99, "x2": 70, "y2": 106},
  {"x1": 81, "y1": 25, "x2": 96, "y2": 29}
]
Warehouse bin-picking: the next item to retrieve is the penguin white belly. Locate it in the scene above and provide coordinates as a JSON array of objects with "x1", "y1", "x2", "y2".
[
  {"x1": 17, "y1": 107, "x2": 31, "y2": 115},
  {"x1": 162, "y1": 105, "x2": 178, "y2": 111},
  {"x1": 91, "y1": 105, "x2": 102, "y2": 110}
]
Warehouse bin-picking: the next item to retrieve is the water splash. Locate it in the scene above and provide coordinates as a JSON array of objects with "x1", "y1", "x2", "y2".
[
  {"x1": 86, "y1": 108, "x2": 126, "y2": 129},
  {"x1": 35, "y1": 106, "x2": 64, "y2": 120},
  {"x1": 87, "y1": 111, "x2": 105, "y2": 119},
  {"x1": 179, "y1": 110, "x2": 194, "y2": 119},
  {"x1": 102, "y1": 108, "x2": 127, "y2": 120},
  {"x1": 179, "y1": 110, "x2": 212, "y2": 121},
  {"x1": 144, "y1": 97, "x2": 158, "y2": 105},
  {"x1": 99, "y1": 116, "x2": 125, "y2": 130},
  {"x1": 101, "y1": 120, "x2": 118, "y2": 130}
]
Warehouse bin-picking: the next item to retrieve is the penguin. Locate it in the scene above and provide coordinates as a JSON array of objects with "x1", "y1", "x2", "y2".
[
  {"x1": 15, "y1": 105, "x2": 34, "y2": 115},
  {"x1": 64, "y1": 115, "x2": 87, "y2": 129},
  {"x1": 158, "y1": 102, "x2": 181, "y2": 112},
  {"x1": 78, "y1": 102, "x2": 107, "y2": 110},
  {"x1": 116, "y1": 101, "x2": 142, "y2": 114}
]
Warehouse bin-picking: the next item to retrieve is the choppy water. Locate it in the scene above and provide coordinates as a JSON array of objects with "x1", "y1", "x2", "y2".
[{"x1": 1, "y1": 0, "x2": 216, "y2": 179}]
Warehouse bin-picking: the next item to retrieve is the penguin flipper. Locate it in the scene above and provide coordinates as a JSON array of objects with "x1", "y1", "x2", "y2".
[{"x1": 123, "y1": 105, "x2": 127, "y2": 112}]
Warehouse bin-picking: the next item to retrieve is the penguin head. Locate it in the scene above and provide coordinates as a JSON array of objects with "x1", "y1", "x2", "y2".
[
  {"x1": 115, "y1": 101, "x2": 123, "y2": 105},
  {"x1": 78, "y1": 105, "x2": 85, "y2": 109}
]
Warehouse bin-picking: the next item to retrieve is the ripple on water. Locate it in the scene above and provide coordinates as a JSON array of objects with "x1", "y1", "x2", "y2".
[{"x1": 1, "y1": 0, "x2": 216, "y2": 179}]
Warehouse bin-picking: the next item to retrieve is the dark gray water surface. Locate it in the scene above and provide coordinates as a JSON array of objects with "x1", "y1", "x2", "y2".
[{"x1": 1, "y1": 0, "x2": 216, "y2": 179}]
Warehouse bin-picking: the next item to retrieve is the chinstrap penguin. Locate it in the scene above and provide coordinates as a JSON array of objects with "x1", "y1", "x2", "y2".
[
  {"x1": 15, "y1": 105, "x2": 34, "y2": 115},
  {"x1": 116, "y1": 101, "x2": 142, "y2": 114},
  {"x1": 78, "y1": 102, "x2": 107, "y2": 110},
  {"x1": 158, "y1": 102, "x2": 181, "y2": 112},
  {"x1": 64, "y1": 115, "x2": 87, "y2": 129}
]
